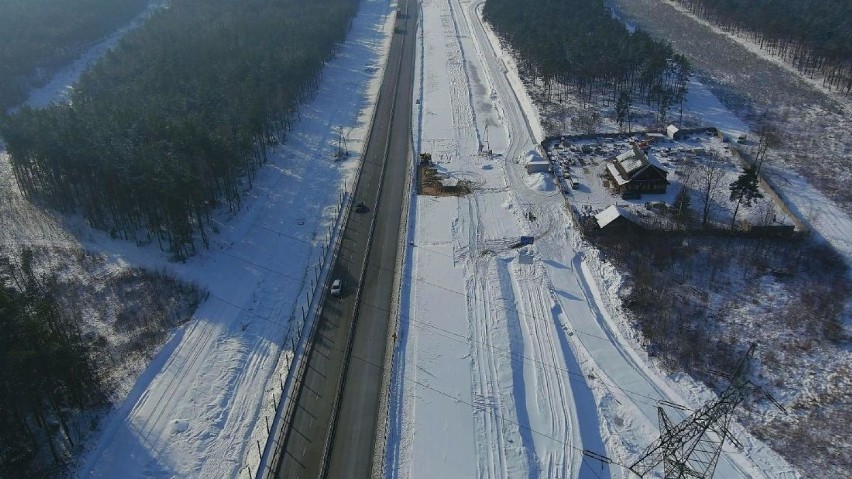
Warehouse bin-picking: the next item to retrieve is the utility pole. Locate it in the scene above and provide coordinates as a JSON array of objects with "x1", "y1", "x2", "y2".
[{"x1": 629, "y1": 343, "x2": 781, "y2": 478}]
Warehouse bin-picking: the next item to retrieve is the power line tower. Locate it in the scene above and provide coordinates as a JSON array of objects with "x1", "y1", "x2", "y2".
[
  {"x1": 480, "y1": 124, "x2": 492, "y2": 157},
  {"x1": 629, "y1": 343, "x2": 774, "y2": 478},
  {"x1": 333, "y1": 126, "x2": 349, "y2": 161}
]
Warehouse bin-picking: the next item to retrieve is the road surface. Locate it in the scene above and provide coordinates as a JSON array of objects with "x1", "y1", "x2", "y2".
[{"x1": 275, "y1": 0, "x2": 417, "y2": 477}]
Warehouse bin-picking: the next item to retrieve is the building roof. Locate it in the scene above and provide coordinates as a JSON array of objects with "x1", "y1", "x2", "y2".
[
  {"x1": 525, "y1": 149, "x2": 548, "y2": 165},
  {"x1": 666, "y1": 124, "x2": 680, "y2": 138},
  {"x1": 594, "y1": 205, "x2": 627, "y2": 228},
  {"x1": 615, "y1": 149, "x2": 644, "y2": 174},
  {"x1": 607, "y1": 146, "x2": 668, "y2": 186},
  {"x1": 606, "y1": 162, "x2": 631, "y2": 186}
]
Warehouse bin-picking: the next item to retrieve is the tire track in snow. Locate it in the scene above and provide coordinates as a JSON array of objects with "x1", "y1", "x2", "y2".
[
  {"x1": 445, "y1": 0, "x2": 484, "y2": 150},
  {"x1": 131, "y1": 315, "x2": 212, "y2": 439},
  {"x1": 506, "y1": 258, "x2": 575, "y2": 478},
  {"x1": 445, "y1": 0, "x2": 591, "y2": 474},
  {"x1": 489, "y1": 255, "x2": 539, "y2": 478},
  {"x1": 463, "y1": 195, "x2": 511, "y2": 479}
]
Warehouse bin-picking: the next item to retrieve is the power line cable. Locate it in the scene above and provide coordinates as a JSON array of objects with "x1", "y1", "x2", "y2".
[
  {"x1": 87, "y1": 207, "x2": 687, "y2": 412},
  {"x1": 249, "y1": 217, "x2": 659, "y2": 360},
  {"x1": 322, "y1": 339, "x2": 632, "y2": 474}
]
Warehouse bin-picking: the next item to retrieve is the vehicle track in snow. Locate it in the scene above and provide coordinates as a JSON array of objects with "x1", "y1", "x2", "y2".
[
  {"x1": 441, "y1": 1, "x2": 593, "y2": 476},
  {"x1": 505, "y1": 257, "x2": 573, "y2": 478},
  {"x1": 462, "y1": 193, "x2": 513, "y2": 478},
  {"x1": 391, "y1": 0, "x2": 799, "y2": 475}
]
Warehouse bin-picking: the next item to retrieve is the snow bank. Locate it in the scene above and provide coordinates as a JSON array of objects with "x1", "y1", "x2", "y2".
[{"x1": 524, "y1": 172, "x2": 555, "y2": 192}]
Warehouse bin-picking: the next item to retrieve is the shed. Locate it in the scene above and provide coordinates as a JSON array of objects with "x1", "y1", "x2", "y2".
[
  {"x1": 595, "y1": 205, "x2": 627, "y2": 229},
  {"x1": 592, "y1": 205, "x2": 644, "y2": 234},
  {"x1": 524, "y1": 150, "x2": 550, "y2": 174},
  {"x1": 439, "y1": 177, "x2": 464, "y2": 194},
  {"x1": 440, "y1": 177, "x2": 459, "y2": 188},
  {"x1": 666, "y1": 124, "x2": 680, "y2": 140}
]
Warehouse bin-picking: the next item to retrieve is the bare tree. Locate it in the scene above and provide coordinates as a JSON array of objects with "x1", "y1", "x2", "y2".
[
  {"x1": 672, "y1": 187, "x2": 692, "y2": 227},
  {"x1": 616, "y1": 91, "x2": 631, "y2": 132},
  {"x1": 754, "y1": 115, "x2": 782, "y2": 172},
  {"x1": 572, "y1": 108, "x2": 602, "y2": 134},
  {"x1": 693, "y1": 152, "x2": 727, "y2": 227}
]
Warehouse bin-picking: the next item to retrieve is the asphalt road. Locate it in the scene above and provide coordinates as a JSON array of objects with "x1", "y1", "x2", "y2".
[{"x1": 275, "y1": 0, "x2": 417, "y2": 477}]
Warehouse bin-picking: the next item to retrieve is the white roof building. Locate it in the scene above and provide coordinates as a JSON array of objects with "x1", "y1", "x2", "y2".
[
  {"x1": 524, "y1": 150, "x2": 550, "y2": 174},
  {"x1": 440, "y1": 177, "x2": 459, "y2": 188},
  {"x1": 666, "y1": 124, "x2": 680, "y2": 139},
  {"x1": 594, "y1": 205, "x2": 628, "y2": 228}
]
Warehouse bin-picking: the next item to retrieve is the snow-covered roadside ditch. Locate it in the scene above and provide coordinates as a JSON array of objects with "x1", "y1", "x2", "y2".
[{"x1": 1, "y1": 0, "x2": 397, "y2": 477}]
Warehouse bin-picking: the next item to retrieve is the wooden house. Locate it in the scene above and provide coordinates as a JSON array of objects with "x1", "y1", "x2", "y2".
[{"x1": 606, "y1": 146, "x2": 669, "y2": 194}]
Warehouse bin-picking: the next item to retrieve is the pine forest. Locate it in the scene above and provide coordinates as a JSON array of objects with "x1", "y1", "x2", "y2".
[
  {"x1": 672, "y1": 0, "x2": 851, "y2": 94},
  {"x1": 1, "y1": 0, "x2": 359, "y2": 259},
  {"x1": 483, "y1": 0, "x2": 692, "y2": 119},
  {"x1": 0, "y1": 0, "x2": 150, "y2": 108}
]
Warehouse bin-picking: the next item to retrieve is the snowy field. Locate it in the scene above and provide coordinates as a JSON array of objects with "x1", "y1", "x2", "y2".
[
  {"x1": 385, "y1": 0, "x2": 797, "y2": 478},
  {"x1": 1, "y1": 0, "x2": 396, "y2": 477},
  {"x1": 73, "y1": 2, "x2": 398, "y2": 476}
]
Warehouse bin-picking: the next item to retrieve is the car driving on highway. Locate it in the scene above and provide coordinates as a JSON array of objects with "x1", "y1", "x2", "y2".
[{"x1": 330, "y1": 279, "x2": 342, "y2": 296}]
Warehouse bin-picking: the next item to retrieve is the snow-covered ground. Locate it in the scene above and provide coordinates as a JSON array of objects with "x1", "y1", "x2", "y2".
[
  {"x1": 660, "y1": 0, "x2": 852, "y2": 114},
  {"x1": 546, "y1": 133, "x2": 792, "y2": 230},
  {"x1": 604, "y1": 0, "x2": 852, "y2": 271},
  {"x1": 385, "y1": 0, "x2": 799, "y2": 478},
  {"x1": 3, "y1": 0, "x2": 843, "y2": 476},
  {"x1": 73, "y1": 2, "x2": 398, "y2": 476},
  {"x1": 676, "y1": 27, "x2": 852, "y2": 271},
  {"x1": 1, "y1": 0, "x2": 397, "y2": 477},
  {"x1": 678, "y1": 75, "x2": 852, "y2": 270}
]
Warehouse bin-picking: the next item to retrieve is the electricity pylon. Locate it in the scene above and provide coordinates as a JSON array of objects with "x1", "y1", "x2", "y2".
[
  {"x1": 333, "y1": 126, "x2": 349, "y2": 160},
  {"x1": 629, "y1": 343, "x2": 763, "y2": 478}
]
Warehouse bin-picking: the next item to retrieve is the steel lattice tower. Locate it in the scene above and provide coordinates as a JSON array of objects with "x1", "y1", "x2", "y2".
[{"x1": 629, "y1": 344, "x2": 757, "y2": 478}]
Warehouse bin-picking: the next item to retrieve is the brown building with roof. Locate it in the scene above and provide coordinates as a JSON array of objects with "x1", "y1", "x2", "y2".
[{"x1": 605, "y1": 145, "x2": 669, "y2": 194}]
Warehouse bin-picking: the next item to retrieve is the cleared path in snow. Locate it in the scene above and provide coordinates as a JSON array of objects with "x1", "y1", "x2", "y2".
[{"x1": 385, "y1": 0, "x2": 604, "y2": 477}]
